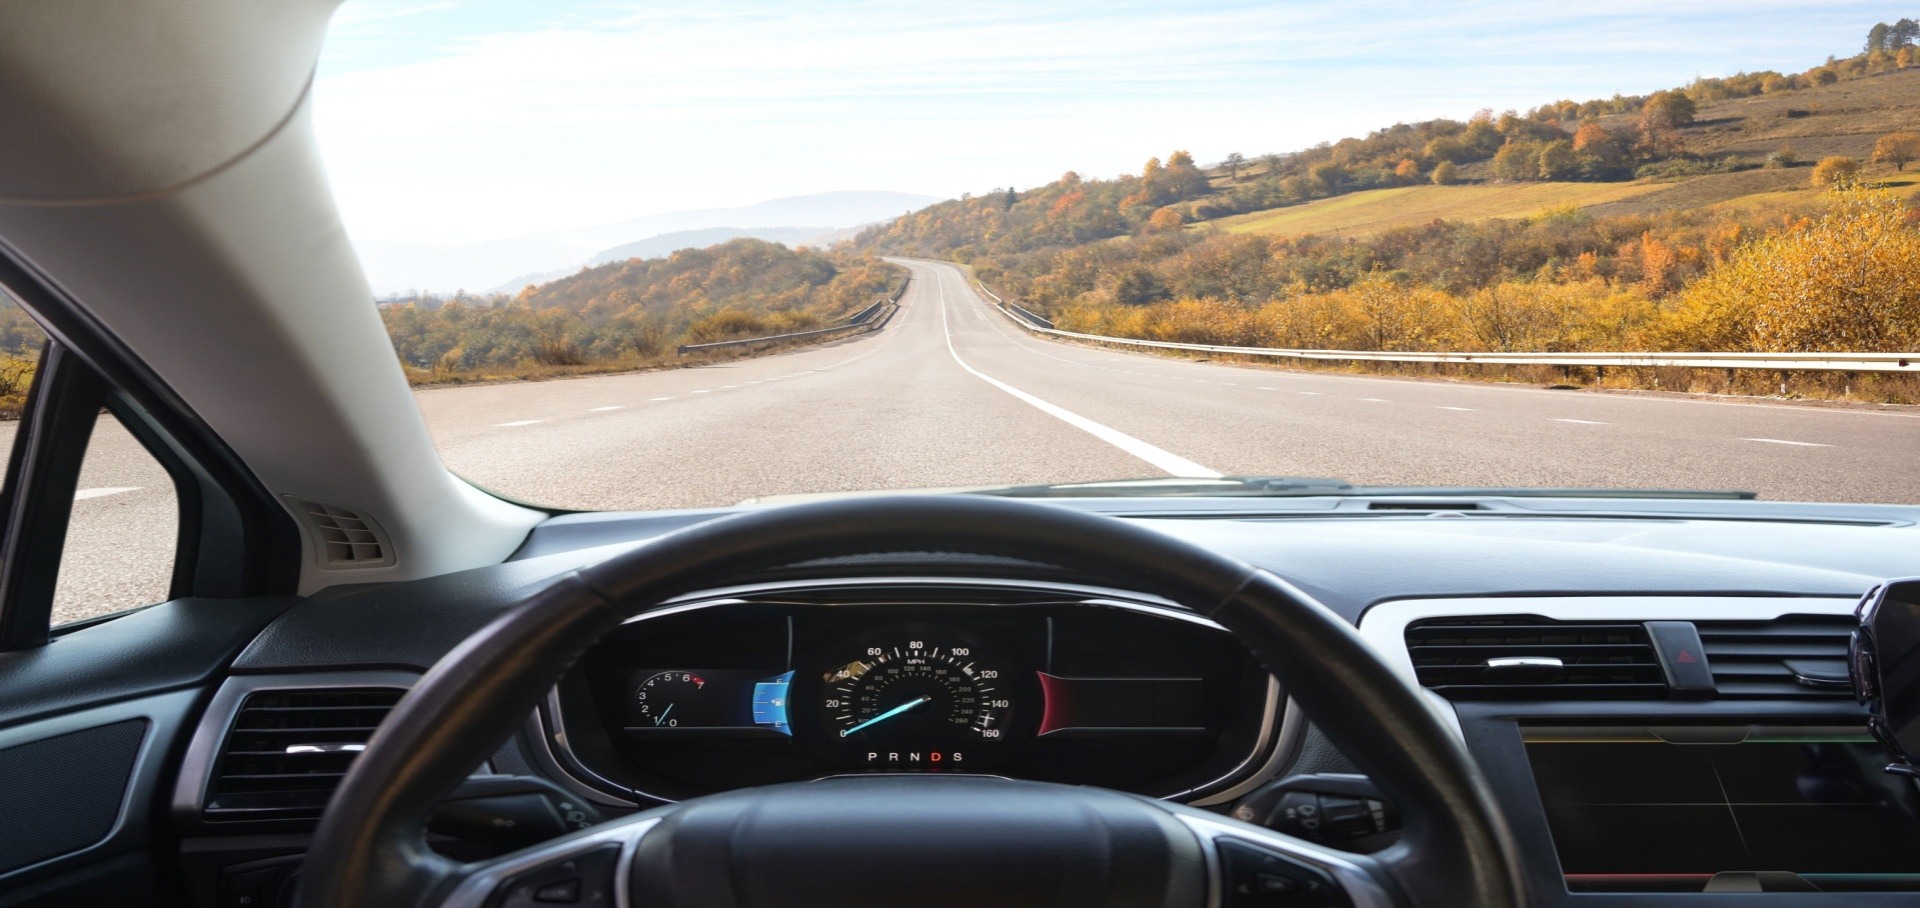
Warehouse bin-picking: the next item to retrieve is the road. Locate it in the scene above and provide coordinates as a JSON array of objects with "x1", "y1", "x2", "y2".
[
  {"x1": 423, "y1": 258, "x2": 1920, "y2": 509},
  {"x1": 29, "y1": 257, "x2": 1920, "y2": 623}
]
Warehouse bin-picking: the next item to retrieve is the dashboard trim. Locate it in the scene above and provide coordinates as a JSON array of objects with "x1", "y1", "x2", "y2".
[{"x1": 543, "y1": 576, "x2": 1295, "y2": 807}]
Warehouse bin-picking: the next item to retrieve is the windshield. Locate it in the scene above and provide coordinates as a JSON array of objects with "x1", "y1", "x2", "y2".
[{"x1": 314, "y1": 4, "x2": 1920, "y2": 511}]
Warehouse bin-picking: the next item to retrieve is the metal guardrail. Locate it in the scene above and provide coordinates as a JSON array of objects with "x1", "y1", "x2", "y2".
[
  {"x1": 677, "y1": 275, "x2": 911, "y2": 355},
  {"x1": 977, "y1": 282, "x2": 1918, "y2": 373}
]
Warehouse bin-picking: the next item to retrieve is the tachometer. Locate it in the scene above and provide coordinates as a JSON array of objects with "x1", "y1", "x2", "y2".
[{"x1": 822, "y1": 638, "x2": 1010, "y2": 741}]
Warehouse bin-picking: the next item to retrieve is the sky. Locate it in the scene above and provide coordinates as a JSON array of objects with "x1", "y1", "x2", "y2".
[{"x1": 313, "y1": 0, "x2": 1906, "y2": 246}]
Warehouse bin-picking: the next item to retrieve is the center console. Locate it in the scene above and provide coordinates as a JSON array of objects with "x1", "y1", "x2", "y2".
[{"x1": 1361, "y1": 595, "x2": 1920, "y2": 906}]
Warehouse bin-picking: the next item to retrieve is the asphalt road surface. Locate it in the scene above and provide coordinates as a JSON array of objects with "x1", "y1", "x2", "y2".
[
  {"x1": 26, "y1": 257, "x2": 1920, "y2": 623},
  {"x1": 423, "y1": 257, "x2": 1920, "y2": 510}
]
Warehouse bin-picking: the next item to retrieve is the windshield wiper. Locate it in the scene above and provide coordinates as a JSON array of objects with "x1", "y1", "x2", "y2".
[{"x1": 965, "y1": 476, "x2": 1755, "y2": 500}]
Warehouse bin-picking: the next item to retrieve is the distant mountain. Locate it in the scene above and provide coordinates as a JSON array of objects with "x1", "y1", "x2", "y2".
[
  {"x1": 357, "y1": 236, "x2": 594, "y2": 298},
  {"x1": 586, "y1": 226, "x2": 835, "y2": 266},
  {"x1": 534, "y1": 191, "x2": 939, "y2": 251},
  {"x1": 358, "y1": 190, "x2": 941, "y2": 295}
]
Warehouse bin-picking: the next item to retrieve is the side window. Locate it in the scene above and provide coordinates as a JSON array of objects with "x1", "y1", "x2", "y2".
[{"x1": 51, "y1": 407, "x2": 180, "y2": 625}]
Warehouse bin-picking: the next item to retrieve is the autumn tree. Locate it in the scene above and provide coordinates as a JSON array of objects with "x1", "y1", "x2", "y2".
[
  {"x1": 1811, "y1": 156, "x2": 1862, "y2": 186},
  {"x1": 1223, "y1": 152, "x2": 1246, "y2": 182},
  {"x1": 1393, "y1": 158, "x2": 1420, "y2": 181},
  {"x1": 1640, "y1": 90, "x2": 1697, "y2": 131},
  {"x1": 1571, "y1": 122, "x2": 1617, "y2": 159},
  {"x1": 1665, "y1": 190, "x2": 1920, "y2": 351},
  {"x1": 1430, "y1": 161, "x2": 1460, "y2": 185},
  {"x1": 1145, "y1": 206, "x2": 1185, "y2": 232},
  {"x1": 1873, "y1": 132, "x2": 1920, "y2": 171}
]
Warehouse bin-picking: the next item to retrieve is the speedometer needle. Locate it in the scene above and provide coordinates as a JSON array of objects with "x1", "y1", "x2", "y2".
[{"x1": 840, "y1": 696, "x2": 932, "y2": 737}]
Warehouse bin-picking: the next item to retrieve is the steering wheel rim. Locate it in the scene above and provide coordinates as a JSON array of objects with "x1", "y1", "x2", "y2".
[{"x1": 298, "y1": 494, "x2": 1527, "y2": 907}]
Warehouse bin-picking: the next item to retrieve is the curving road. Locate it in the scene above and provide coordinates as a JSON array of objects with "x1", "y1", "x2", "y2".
[
  {"x1": 33, "y1": 258, "x2": 1920, "y2": 622},
  {"x1": 424, "y1": 258, "x2": 1920, "y2": 510}
]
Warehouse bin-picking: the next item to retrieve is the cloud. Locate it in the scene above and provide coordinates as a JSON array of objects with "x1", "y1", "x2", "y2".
[{"x1": 313, "y1": 0, "x2": 1893, "y2": 243}]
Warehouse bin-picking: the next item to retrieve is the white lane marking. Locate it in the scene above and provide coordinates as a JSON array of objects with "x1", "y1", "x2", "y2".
[
  {"x1": 935, "y1": 272, "x2": 1221, "y2": 479},
  {"x1": 1360, "y1": 398, "x2": 1389, "y2": 402},
  {"x1": 1744, "y1": 437, "x2": 1833, "y2": 447},
  {"x1": 1437, "y1": 406, "x2": 1476, "y2": 412},
  {"x1": 1297, "y1": 391, "x2": 1321, "y2": 396},
  {"x1": 1257, "y1": 386, "x2": 1277, "y2": 391},
  {"x1": 494, "y1": 419, "x2": 545, "y2": 427},
  {"x1": 692, "y1": 389, "x2": 713, "y2": 394},
  {"x1": 589, "y1": 406, "x2": 625, "y2": 411},
  {"x1": 75, "y1": 486, "x2": 139, "y2": 501},
  {"x1": 1552, "y1": 418, "x2": 1607, "y2": 425},
  {"x1": 723, "y1": 384, "x2": 740, "y2": 389},
  {"x1": 649, "y1": 397, "x2": 673, "y2": 401}
]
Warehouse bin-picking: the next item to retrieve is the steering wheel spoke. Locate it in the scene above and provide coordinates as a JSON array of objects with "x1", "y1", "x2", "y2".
[
  {"x1": 439, "y1": 816, "x2": 661, "y2": 908},
  {"x1": 1173, "y1": 809, "x2": 1400, "y2": 907}
]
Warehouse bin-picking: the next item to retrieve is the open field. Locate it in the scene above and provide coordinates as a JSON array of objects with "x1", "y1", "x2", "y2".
[{"x1": 1199, "y1": 182, "x2": 1671, "y2": 238}]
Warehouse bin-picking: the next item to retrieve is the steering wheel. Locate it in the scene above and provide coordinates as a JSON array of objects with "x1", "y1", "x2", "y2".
[{"x1": 298, "y1": 496, "x2": 1526, "y2": 907}]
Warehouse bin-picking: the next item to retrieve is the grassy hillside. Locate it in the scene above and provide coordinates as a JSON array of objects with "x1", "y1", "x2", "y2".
[{"x1": 1204, "y1": 182, "x2": 1669, "y2": 238}]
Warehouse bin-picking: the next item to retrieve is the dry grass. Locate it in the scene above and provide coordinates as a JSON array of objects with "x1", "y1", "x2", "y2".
[{"x1": 1198, "y1": 182, "x2": 1670, "y2": 238}]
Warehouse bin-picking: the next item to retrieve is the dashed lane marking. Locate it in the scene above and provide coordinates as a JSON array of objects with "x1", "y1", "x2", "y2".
[
  {"x1": 75, "y1": 487, "x2": 140, "y2": 501},
  {"x1": 1744, "y1": 438, "x2": 1833, "y2": 447},
  {"x1": 1552, "y1": 418, "x2": 1607, "y2": 425},
  {"x1": 494, "y1": 420, "x2": 545, "y2": 427}
]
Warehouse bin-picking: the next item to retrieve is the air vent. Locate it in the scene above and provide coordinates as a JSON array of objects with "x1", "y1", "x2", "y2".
[
  {"x1": 1697, "y1": 615, "x2": 1856, "y2": 699},
  {"x1": 1406, "y1": 616, "x2": 1666, "y2": 699},
  {"x1": 204, "y1": 687, "x2": 405, "y2": 822},
  {"x1": 287, "y1": 497, "x2": 395, "y2": 568}
]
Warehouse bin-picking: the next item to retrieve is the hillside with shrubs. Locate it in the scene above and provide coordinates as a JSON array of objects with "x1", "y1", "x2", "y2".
[
  {"x1": 853, "y1": 23, "x2": 1920, "y2": 400},
  {"x1": 378, "y1": 239, "x2": 900, "y2": 382}
]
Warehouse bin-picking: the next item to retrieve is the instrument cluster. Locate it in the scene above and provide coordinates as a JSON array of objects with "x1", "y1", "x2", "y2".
[{"x1": 546, "y1": 587, "x2": 1283, "y2": 804}]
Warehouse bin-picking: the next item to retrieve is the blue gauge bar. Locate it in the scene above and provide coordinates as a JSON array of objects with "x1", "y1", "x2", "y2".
[{"x1": 752, "y1": 670, "x2": 795, "y2": 735}]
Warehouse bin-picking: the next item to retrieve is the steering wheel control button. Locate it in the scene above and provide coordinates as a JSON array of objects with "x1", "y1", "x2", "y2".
[
  {"x1": 1645, "y1": 620, "x2": 1716, "y2": 698},
  {"x1": 1218, "y1": 840, "x2": 1349, "y2": 906},
  {"x1": 1235, "y1": 774, "x2": 1399, "y2": 845},
  {"x1": 489, "y1": 844, "x2": 619, "y2": 908}
]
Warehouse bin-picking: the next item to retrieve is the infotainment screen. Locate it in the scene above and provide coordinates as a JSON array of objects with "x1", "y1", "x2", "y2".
[{"x1": 1524, "y1": 727, "x2": 1920, "y2": 893}]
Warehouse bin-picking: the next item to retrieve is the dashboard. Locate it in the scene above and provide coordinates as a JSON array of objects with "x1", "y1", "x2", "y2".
[
  {"x1": 22, "y1": 496, "x2": 1920, "y2": 906},
  {"x1": 539, "y1": 580, "x2": 1284, "y2": 805}
]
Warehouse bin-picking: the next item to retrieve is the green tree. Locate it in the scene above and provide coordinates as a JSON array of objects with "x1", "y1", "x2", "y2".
[
  {"x1": 1537, "y1": 139, "x2": 1578, "y2": 180},
  {"x1": 1430, "y1": 160, "x2": 1460, "y2": 185},
  {"x1": 1896, "y1": 18, "x2": 1920, "y2": 47},
  {"x1": 1223, "y1": 152, "x2": 1246, "y2": 182},
  {"x1": 1493, "y1": 142, "x2": 1538, "y2": 181}
]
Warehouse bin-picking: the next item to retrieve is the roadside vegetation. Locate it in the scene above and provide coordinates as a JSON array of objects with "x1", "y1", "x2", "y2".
[
  {"x1": 854, "y1": 22, "x2": 1920, "y2": 403},
  {"x1": 378, "y1": 239, "x2": 901, "y2": 386}
]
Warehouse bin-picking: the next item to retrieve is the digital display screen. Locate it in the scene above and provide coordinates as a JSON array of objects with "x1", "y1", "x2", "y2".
[{"x1": 1525, "y1": 728, "x2": 1920, "y2": 893}]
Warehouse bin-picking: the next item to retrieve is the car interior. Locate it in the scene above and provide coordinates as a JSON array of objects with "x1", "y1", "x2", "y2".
[{"x1": 2, "y1": 3, "x2": 1920, "y2": 908}]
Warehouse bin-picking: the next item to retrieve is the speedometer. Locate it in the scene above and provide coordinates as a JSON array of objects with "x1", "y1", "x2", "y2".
[{"x1": 822, "y1": 637, "x2": 1010, "y2": 742}]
